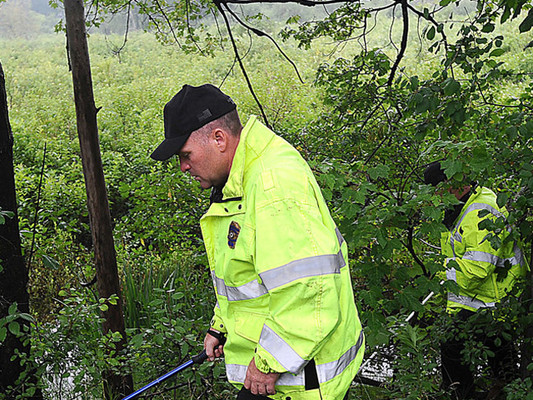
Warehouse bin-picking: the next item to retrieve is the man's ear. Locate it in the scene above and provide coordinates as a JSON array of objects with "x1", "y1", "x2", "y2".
[{"x1": 213, "y1": 128, "x2": 228, "y2": 152}]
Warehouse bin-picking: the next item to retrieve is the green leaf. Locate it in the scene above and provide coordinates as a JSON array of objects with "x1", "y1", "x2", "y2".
[
  {"x1": 0, "y1": 327, "x2": 6, "y2": 342},
  {"x1": 443, "y1": 78, "x2": 460, "y2": 96},
  {"x1": 8, "y1": 321, "x2": 20, "y2": 336},
  {"x1": 519, "y1": 9, "x2": 533, "y2": 32},
  {"x1": 490, "y1": 49, "x2": 505, "y2": 57},
  {"x1": 427, "y1": 26, "x2": 436, "y2": 40},
  {"x1": 481, "y1": 23, "x2": 495, "y2": 33},
  {"x1": 8, "y1": 303, "x2": 17, "y2": 315},
  {"x1": 496, "y1": 192, "x2": 508, "y2": 208},
  {"x1": 442, "y1": 160, "x2": 463, "y2": 178},
  {"x1": 18, "y1": 313, "x2": 34, "y2": 323},
  {"x1": 368, "y1": 164, "x2": 390, "y2": 180},
  {"x1": 410, "y1": 76, "x2": 420, "y2": 91},
  {"x1": 42, "y1": 254, "x2": 60, "y2": 270}
]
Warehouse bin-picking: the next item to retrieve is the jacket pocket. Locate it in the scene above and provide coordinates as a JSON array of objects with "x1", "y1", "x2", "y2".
[{"x1": 234, "y1": 310, "x2": 268, "y2": 343}]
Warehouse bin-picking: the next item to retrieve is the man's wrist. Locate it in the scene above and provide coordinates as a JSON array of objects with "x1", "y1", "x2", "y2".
[{"x1": 206, "y1": 328, "x2": 225, "y2": 342}]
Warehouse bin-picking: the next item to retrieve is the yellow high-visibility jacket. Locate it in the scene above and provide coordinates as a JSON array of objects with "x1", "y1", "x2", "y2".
[
  {"x1": 200, "y1": 116, "x2": 364, "y2": 399},
  {"x1": 440, "y1": 186, "x2": 528, "y2": 313}
]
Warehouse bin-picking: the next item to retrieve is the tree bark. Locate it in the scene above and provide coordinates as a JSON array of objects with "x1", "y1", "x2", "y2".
[
  {"x1": 63, "y1": 1, "x2": 133, "y2": 398},
  {"x1": 522, "y1": 242, "x2": 533, "y2": 379},
  {"x1": 0, "y1": 64, "x2": 41, "y2": 398}
]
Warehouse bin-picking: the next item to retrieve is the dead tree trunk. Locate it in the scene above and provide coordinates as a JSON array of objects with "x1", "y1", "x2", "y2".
[
  {"x1": 0, "y1": 64, "x2": 42, "y2": 399},
  {"x1": 522, "y1": 243, "x2": 533, "y2": 379},
  {"x1": 63, "y1": 1, "x2": 133, "y2": 398}
]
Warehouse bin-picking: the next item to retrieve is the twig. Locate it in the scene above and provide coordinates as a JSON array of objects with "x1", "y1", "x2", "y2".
[
  {"x1": 387, "y1": 0, "x2": 408, "y2": 86},
  {"x1": 215, "y1": 1, "x2": 270, "y2": 127},
  {"x1": 222, "y1": 4, "x2": 304, "y2": 83},
  {"x1": 404, "y1": 224, "x2": 429, "y2": 277},
  {"x1": 27, "y1": 142, "x2": 47, "y2": 273}
]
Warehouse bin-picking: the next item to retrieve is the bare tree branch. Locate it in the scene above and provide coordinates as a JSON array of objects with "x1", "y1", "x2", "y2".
[
  {"x1": 387, "y1": 0, "x2": 408, "y2": 86},
  {"x1": 106, "y1": 2, "x2": 132, "y2": 60},
  {"x1": 223, "y1": 0, "x2": 345, "y2": 5},
  {"x1": 214, "y1": 0, "x2": 271, "y2": 127},
  {"x1": 222, "y1": 3, "x2": 304, "y2": 83}
]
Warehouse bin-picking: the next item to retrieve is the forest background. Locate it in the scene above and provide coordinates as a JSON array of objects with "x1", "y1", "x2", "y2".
[{"x1": 1, "y1": 0, "x2": 533, "y2": 399}]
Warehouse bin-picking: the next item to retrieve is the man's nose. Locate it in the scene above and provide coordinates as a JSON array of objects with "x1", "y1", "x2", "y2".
[{"x1": 180, "y1": 161, "x2": 190, "y2": 173}]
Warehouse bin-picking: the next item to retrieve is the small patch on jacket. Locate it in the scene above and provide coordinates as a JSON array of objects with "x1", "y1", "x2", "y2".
[
  {"x1": 261, "y1": 170, "x2": 275, "y2": 191},
  {"x1": 228, "y1": 221, "x2": 241, "y2": 249}
]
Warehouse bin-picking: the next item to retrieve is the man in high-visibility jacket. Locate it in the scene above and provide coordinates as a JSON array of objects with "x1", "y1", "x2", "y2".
[
  {"x1": 151, "y1": 84, "x2": 365, "y2": 400},
  {"x1": 424, "y1": 161, "x2": 528, "y2": 399}
]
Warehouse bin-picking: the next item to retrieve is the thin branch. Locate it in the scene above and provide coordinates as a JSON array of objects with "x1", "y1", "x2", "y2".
[
  {"x1": 215, "y1": 1, "x2": 270, "y2": 127},
  {"x1": 134, "y1": 1, "x2": 171, "y2": 43},
  {"x1": 475, "y1": 80, "x2": 532, "y2": 110},
  {"x1": 405, "y1": 1, "x2": 450, "y2": 69},
  {"x1": 223, "y1": 0, "x2": 344, "y2": 5},
  {"x1": 106, "y1": 2, "x2": 132, "y2": 60},
  {"x1": 418, "y1": 238, "x2": 442, "y2": 251},
  {"x1": 359, "y1": 98, "x2": 387, "y2": 165},
  {"x1": 403, "y1": 224, "x2": 429, "y2": 277},
  {"x1": 387, "y1": 0, "x2": 408, "y2": 86},
  {"x1": 211, "y1": 6, "x2": 226, "y2": 51},
  {"x1": 185, "y1": 0, "x2": 206, "y2": 55},
  {"x1": 153, "y1": 0, "x2": 183, "y2": 48},
  {"x1": 389, "y1": 3, "x2": 399, "y2": 52},
  {"x1": 220, "y1": 19, "x2": 254, "y2": 86},
  {"x1": 222, "y1": 3, "x2": 304, "y2": 83},
  {"x1": 27, "y1": 142, "x2": 47, "y2": 273}
]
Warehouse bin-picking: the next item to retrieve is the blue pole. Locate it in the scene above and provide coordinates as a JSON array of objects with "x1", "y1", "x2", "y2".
[{"x1": 122, "y1": 350, "x2": 207, "y2": 400}]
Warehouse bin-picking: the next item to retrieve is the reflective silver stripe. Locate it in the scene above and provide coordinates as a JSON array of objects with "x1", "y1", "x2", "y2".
[
  {"x1": 448, "y1": 292, "x2": 495, "y2": 309},
  {"x1": 453, "y1": 231, "x2": 462, "y2": 244},
  {"x1": 446, "y1": 267, "x2": 457, "y2": 282},
  {"x1": 335, "y1": 227, "x2": 345, "y2": 246},
  {"x1": 449, "y1": 202, "x2": 504, "y2": 260},
  {"x1": 276, "y1": 370, "x2": 304, "y2": 386},
  {"x1": 259, "y1": 324, "x2": 306, "y2": 373},
  {"x1": 226, "y1": 330, "x2": 365, "y2": 386},
  {"x1": 463, "y1": 250, "x2": 523, "y2": 268},
  {"x1": 212, "y1": 228, "x2": 346, "y2": 300},
  {"x1": 259, "y1": 251, "x2": 345, "y2": 291},
  {"x1": 449, "y1": 236, "x2": 456, "y2": 258},
  {"x1": 513, "y1": 243, "x2": 526, "y2": 266},
  {"x1": 212, "y1": 270, "x2": 268, "y2": 301},
  {"x1": 454, "y1": 203, "x2": 504, "y2": 232},
  {"x1": 259, "y1": 228, "x2": 346, "y2": 290},
  {"x1": 317, "y1": 329, "x2": 364, "y2": 382},
  {"x1": 226, "y1": 364, "x2": 247, "y2": 384}
]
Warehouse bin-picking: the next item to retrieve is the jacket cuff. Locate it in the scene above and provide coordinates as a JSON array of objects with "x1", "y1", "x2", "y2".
[
  {"x1": 254, "y1": 347, "x2": 287, "y2": 374},
  {"x1": 210, "y1": 314, "x2": 227, "y2": 333},
  {"x1": 254, "y1": 353, "x2": 279, "y2": 374}
]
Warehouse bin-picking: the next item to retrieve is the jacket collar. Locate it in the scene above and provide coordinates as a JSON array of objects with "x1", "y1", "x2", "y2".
[
  {"x1": 443, "y1": 185, "x2": 478, "y2": 229},
  {"x1": 219, "y1": 116, "x2": 274, "y2": 201}
]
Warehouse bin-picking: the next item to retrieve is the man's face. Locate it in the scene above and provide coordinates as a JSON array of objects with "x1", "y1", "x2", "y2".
[{"x1": 177, "y1": 130, "x2": 226, "y2": 190}]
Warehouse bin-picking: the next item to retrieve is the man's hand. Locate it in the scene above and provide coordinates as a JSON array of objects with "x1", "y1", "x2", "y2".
[
  {"x1": 203, "y1": 331, "x2": 224, "y2": 362},
  {"x1": 244, "y1": 357, "x2": 280, "y2": 397}
]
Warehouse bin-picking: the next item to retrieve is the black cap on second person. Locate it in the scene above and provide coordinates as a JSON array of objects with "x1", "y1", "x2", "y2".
[
  {"x1": 423, "y1": 161, "x2": 447, "y2": 186},
  {"x1": 150, "y1": 84, "x2": 236, "y2": 161}
]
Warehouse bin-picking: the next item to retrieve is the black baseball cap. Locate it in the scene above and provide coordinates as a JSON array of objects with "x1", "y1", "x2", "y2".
[
  {"x1": 423, "y1": 161, "x2": 447, "y2": 186},
  {"x1": 150, "y1": 84, "x2": 236, "y2": 161}
]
